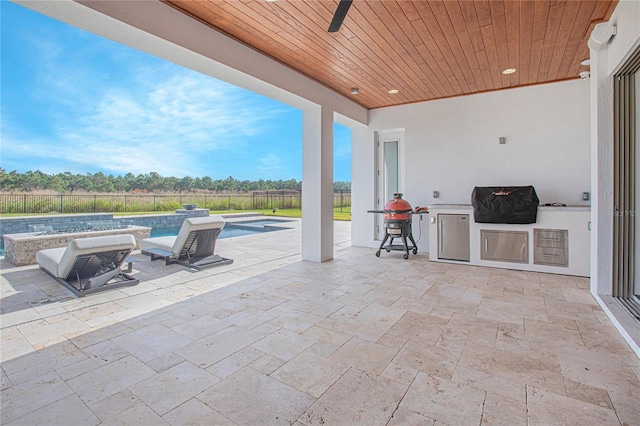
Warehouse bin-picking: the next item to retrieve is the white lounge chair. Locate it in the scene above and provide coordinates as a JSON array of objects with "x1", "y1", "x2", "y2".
[
  {"x1": 141, "y1": 215, "x2": 232, "y2": 271},
  {"x1": 36, "y1": 234, "x2": 139, "y2": 297}
]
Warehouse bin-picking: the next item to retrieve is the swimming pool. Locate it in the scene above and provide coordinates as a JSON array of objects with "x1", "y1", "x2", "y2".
[
  {"x1": 234, "y1": 219, "x2": 293, "y2": 227},
  {"x1": 0, "y1": 218, "x2": 293, "y2": 257},
  {"x1": 150, "y1": 218, "x2": 292, "y2": 239}
]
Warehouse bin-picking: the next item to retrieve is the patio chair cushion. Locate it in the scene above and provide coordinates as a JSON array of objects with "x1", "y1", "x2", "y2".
[
  {"x1": 36, "y1": 247, "x2": 67, "y2": 278},
  {"x1": 139, "y1": 236, "x2": 175, "y2": 253},
  {"x1": 36, "y1": 234, "x2": 136, "y2": 278}
]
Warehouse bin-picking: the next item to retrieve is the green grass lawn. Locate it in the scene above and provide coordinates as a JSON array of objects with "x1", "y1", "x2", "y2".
[
  {"x1": 113, "y1": 207, "x2": 351, "y2": 221},
  {"x1": 110, "y1": 208, "x2": 350, "y2": 221},
  {"x1": 246, "y1": 208, "x2": 351, "y2": 221}
]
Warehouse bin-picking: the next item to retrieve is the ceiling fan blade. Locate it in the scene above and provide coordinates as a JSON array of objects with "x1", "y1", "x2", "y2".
[{"x1": 328, "y1": 0, "x2": 353, "y2": 33}]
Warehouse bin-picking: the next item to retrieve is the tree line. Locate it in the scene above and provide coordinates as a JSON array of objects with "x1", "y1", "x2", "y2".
[{"x1": 0, "y1": 169, "x2": 351, "y2": 193}]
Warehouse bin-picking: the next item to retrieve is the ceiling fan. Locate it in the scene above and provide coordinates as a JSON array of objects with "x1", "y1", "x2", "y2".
[{"x1": 328, "y1": 0, "x2": 353, "y2": 32}]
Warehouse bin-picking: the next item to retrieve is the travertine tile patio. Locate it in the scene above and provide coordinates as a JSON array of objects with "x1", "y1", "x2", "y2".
[{"x1": 1, "y1": 218, "x2": 639, "y2": 425}]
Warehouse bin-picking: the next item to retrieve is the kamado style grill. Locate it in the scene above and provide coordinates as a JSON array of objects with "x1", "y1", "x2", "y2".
[{"x1": 368, "y1": 193, "x2": 427, "y2": 259}]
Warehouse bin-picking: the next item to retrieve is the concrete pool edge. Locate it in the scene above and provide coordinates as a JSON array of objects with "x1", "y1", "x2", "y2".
[{"x1": 0, "y1": 213, "x2": 297, "y2": 265}]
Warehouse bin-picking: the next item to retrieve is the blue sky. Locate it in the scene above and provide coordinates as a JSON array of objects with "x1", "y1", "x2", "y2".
[{"x1": 1, "y1": 2, "x2": 352, "y2": 182}]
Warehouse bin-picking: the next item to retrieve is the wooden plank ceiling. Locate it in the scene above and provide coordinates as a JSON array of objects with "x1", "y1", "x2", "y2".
[{"x1": 165, "y1": 0, "x2": 618, "y2": 109}]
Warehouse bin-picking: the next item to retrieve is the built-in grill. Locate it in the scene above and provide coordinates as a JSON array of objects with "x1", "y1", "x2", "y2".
[
  {"x1": 472, "y1": 186, "x2": 539, "y2": 224},
  {"x1": 368, "y1": 193, "x2": 427, "y2": 259}
]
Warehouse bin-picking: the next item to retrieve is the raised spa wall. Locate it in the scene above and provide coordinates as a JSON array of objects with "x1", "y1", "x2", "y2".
[
  {"x1": 0, "y1": 208, "x2": 209, "y2": 236},
  {"x1": 1, "y1": 208, "x2": 210, "y2": 266},
  {"x1": 3, "y1": 226, "x2": 152, "y2": 267}
]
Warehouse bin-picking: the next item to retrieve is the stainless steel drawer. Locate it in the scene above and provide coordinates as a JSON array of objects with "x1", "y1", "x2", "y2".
[
  {"x1": 534, "y1": 247, "x2": 568, "y2": 266},
  {"x1": 534, "y1": 229, "x2": 568, "y2": 248},
  {"x1": 534, "y1": 229, "x2": 568, "y2": 267}
]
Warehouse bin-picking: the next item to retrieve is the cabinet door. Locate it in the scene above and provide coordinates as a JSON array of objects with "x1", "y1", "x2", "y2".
[
  {"x1": 481, "y1": 230, "x2": 528, "y2": 263},
  {"x1": 438, "y1": 214, "x2": 470, "y2": 261}
]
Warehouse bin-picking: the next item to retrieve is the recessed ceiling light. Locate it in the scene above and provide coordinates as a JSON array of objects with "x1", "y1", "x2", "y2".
[
  {"x1": 581, "y1": 59, "x2": 591, "y2": 66},
  {"x1": 388, "y1": 89, "x2": 399, "y2": 94},
  {"x1": 350, "y1": 88, "x2": 359, "y2": 95},
  {"x1": 502, "y1": 68, "x2": 516, "y2": 75}
]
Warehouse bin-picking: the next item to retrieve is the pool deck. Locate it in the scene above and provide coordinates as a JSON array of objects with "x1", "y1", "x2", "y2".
[{"x1": 1, "y1": 218, "x2": 639, "y2": 425}]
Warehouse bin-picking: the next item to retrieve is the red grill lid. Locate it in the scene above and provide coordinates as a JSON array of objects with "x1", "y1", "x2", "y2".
[{"x1": 383, "y1": 193, "x2": 412, "y2": 220}]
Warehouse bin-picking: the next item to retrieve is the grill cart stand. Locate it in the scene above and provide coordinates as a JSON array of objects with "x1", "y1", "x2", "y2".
[
  {"x1": 375, "y1": 219, "x2": 418, "y2": 259},
  {"x1": 368, "y1": 193, "x2": 428, "y2": 260}
]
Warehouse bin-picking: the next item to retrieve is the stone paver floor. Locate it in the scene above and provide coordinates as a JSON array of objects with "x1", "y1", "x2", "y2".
[{"x1": 1, "y1": 219, "x2": 639, "y2": 425}]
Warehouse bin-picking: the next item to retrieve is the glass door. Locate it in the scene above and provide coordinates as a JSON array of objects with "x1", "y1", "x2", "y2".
[
  {"x1": 376, "y1": 131, "x2": 404, "y2": 239},
  {"x1": 613, "y1": 49, "x2": 640, "y2": 319},
  {"x1": 635, "y1": 70, "x2": 640, "y2": 302},
  {"x1": 383, "y1": 140, "x2": 399, "y2": 203}
]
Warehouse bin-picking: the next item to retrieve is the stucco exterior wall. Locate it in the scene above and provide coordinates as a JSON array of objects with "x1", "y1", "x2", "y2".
[{"x1": 352, "y1": 80, "x2": 591, "y2": 252}]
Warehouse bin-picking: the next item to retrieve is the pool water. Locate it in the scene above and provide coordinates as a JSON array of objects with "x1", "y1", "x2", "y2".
[
  {"x1": 150, "y1": 219, "x2": 292, "y2": 239},
  {"x1": 236, "y1": 219, "x2": 292, "y2": 227},
  {"x1": 149, "y1": 225, "x2": 261, "y2": 239}
]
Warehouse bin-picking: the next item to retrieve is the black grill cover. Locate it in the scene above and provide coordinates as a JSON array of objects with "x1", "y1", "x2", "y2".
[{"x1": 472, "y1": 186, "x2": 539, "y2": 224}]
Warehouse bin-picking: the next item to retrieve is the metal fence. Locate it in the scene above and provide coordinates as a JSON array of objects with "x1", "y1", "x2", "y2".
[{"x1": 0, "y1": 191, "x2": 351, "y2": 214}]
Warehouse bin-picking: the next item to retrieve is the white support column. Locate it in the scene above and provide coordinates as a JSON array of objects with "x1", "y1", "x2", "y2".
[
  {"x1": 302, "y1": 105, "x2": 334, "y2": 262},
  {"x1": 589, "y1": 45, "x2": 614, "y2": 296}
]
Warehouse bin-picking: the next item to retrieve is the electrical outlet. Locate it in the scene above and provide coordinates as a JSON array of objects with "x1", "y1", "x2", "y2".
[
  {"x1": 582, "y1": 192, "x2": 590, "y2": 201},
  {"x1": 433, "y1": 191, "x2": 439, "y2": 198}
]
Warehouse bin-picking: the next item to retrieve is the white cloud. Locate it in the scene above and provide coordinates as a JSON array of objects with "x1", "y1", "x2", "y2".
[
  {"x1": 6, "y1": 56, "x2": 292, "y2": 176},
  {"x1": 257, "y1": 153, "x2": 284, "y2": 175},
  {"x1": 2, "y1": 10, "x2": 305, "y2": 179}
]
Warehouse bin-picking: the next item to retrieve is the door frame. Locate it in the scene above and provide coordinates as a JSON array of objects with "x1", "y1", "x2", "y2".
[
  {"x1": 374, "y1": 129, "x2": 405, "y2": 240},
  {"x1": 612, "y1": 45, "x2": 640, "y2": 318}
]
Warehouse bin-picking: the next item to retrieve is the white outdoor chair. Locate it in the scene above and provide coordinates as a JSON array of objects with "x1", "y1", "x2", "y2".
[
  {"x1": 140, "y1": 215, "x2": 232, "y2": 271},
  {"x1": 36, "y1": 234, "x2": 139, "y2": 297}
]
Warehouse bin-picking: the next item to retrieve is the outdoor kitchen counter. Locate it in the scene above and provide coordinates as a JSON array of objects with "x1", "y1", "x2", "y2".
[
  {"x1": 429, "y1": 203, "x2": 590, "y2": 212},
  {"x1": 428, "y1": 204, "x2": 591, "y2": 277}
]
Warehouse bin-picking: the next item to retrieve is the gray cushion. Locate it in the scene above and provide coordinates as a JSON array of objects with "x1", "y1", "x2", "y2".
[
  {"x1": 140, "y1": 236, "x2": 175, "y2": 252},
  {"x1": 36, "y1": 247, "x2": 66, "y2": 277},
  {"x1": 36, "y1": 234, "x2": 136, "y2": 278}
]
